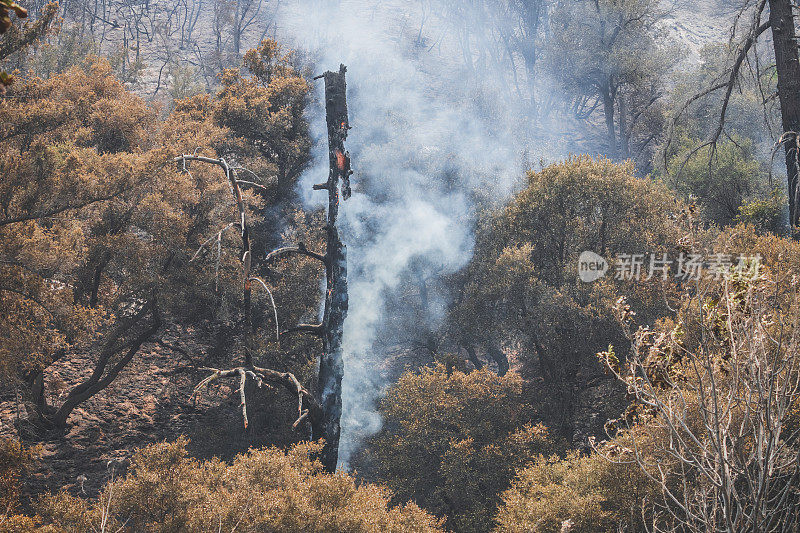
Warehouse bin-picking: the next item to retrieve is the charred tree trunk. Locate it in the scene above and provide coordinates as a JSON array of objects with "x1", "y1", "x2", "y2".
[
  {"x1": 53, "y1": 297, "x2": 161, "y2": 428},
  {"x1": 465, "y1": 345, "x2": 483, "y2": 371},
  {"x1": 185, "y1": 65, "x2": 352, "y2": 474},
  {"x1": 769, "y1": 0, "x2": 800, "y2": 228},
  {"x1": 89, "y1": 260, "x2": 105, "y2": 308},
  {"x1": 486, "y1": 342, "x2": 510, "y2": 376},
  {"x1": 314, "y1": 65, "x2": 351, "y2": 472},
  {"x1": 601, "y1": 86, "x2": 617, "y2": 156}
]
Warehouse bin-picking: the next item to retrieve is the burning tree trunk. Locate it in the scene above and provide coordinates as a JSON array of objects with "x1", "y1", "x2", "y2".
[
  {"x1": 312, "y1": 64, "x2": 350, "y2": 471},
  {"x1": 183, "y1": 65, "x2": 352, "y2": 473},
  {"x1": 274, "y1": 65, "x2": 351, "y2": 471}
]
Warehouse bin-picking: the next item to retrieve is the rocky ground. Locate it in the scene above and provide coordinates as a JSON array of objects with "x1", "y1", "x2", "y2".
[
  {"x1": 0, "y1": 323, "x2": 300, "y2": 504},
  {"x1": 661, "y1": 0, "x2": 732, "y2": 66}
]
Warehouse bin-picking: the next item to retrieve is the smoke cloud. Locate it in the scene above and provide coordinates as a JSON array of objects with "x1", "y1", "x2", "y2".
[{"x1": 275, "y1": 0, "x2": 563, "y2": 468}]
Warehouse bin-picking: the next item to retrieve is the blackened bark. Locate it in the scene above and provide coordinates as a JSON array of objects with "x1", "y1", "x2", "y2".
[
  {"x1": 486, "y1": 342, "x2": 510, "y2": 376},
  {"x1": 316, "y1": 65, "x2": 350, "y2": 472},
  {"x1": 53, "y1": 297, "x2": 161, "y2": 427},
  {"x1": 88, "y1": 253, "x2": 112, "y2": 309},
  {"x1": 89, "y1": 265, "x2": 102, "y2": 307},
  {"x1": 188, "y1": 67, "x2": 352, "y2": 472},
  {"x1": 769, "y1": 0, "x2": 800, "y2": 227},
  {"x1": 465, "y1": 345, "x2": 483, "y2": 371},
  {"x1": 27, "y1": 370, "x2": 50, "y2": 419},
  {"x1": 602, "y1": 87, "x2": 617, "y2": 156}
]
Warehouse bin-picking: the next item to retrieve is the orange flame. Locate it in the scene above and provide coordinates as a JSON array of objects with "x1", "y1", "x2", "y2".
[{"x1": 335, "y1": 150, "x2": 347, "y2": 171}]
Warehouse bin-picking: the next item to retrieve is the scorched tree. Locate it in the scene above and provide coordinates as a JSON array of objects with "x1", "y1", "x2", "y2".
[{"x1": 186, "y1": 65, "x2": 352, "y2": 473}]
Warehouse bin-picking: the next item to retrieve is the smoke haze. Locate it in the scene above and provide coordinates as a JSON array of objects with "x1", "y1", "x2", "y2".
[{"x1": 275, "y1": 0, "x2": 561, "y2": 468}]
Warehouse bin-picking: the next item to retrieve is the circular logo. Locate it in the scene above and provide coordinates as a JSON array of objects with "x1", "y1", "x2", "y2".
[{"x1": 578, "y1": 251, "x2": 608, "y2": 282}]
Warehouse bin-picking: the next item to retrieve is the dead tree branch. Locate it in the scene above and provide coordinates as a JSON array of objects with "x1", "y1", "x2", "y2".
[
  {"x1": 175, "y1": 154, "x2": 256, "y2": 365},
  {"x1": 175, "y1": 153, "x2": 327, "y2": 444},
  {"x1": 265, "y1": 244, "x2": 328, "y2": 266},
  {"x1": 193, "y1": 365, "x2": 321, "y2": 430},
  {"x1": 598, "y1": 280, "x2": 800, "y2": 531},
  {"x1": 663, "y1": 2, "x2": 770, "y2": 183},
  {"x1": 281, "y1": 323, "x2": 324, "y2": 337},
  {"x1": 249, "y1": 276, "x2": 280, "y2": 346}
]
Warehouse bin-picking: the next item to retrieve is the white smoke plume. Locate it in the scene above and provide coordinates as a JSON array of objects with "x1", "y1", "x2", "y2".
[{"x1": 274, "y1": 0, "x2": 565, "y2": 468}]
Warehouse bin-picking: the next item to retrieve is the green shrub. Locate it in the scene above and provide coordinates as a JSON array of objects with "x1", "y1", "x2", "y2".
[
  {"x1": 31, "y1": 437, "x2": 443, "y2": 533},
  {"x1": 735, "y1": 188, "x2": 787, "y2": 234},
  {"x1": 664, "y1": 137, "x2": 770, "y2": 228},
  {"x1": 363, "y1": 365, "x2": 557, "y2": 533},
  {"x1": 495, "y1": 447, "x2": 655, "y2": 533},
  {"x1": 0, "y1": 438, "x2": 36, "y2": 513}
]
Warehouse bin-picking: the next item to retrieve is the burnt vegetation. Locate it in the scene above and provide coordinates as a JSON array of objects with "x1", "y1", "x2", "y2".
[{"x1": 3, "y1": 1, "x2": 800, "y2": 532}]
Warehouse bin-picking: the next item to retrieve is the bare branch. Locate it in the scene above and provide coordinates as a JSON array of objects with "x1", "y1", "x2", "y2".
[
  {"x1": 190, "y1": 223, "x2": 237, "y2": 262},
  {"x1": 281, "y1": 324, "x2": 324, "y2": 337},
  {"x1": 662, "y1": 13, "x2": 771, "y2": 174},
  {"x1": 193, "y1": 365, "x2": 321, "y2": 431},
  {"x1": 234, "y1": 179, "x2": 268, "y2": 191},
  {"x1": 710, "y1": 20, "x2": 772, "y2": 147},
  {"x1": 238, "y1": 368, "x2": 248, "y2": 428},
  {"x1": 265, "y1": 244, "x2": 328, "y2": 266},
  {"x1": 249, "y1": 276, "x2": 280, "y2": 346},
  {"x1": 173, "y1": 154, "x2": 229, "y2": 169},
  {"x1": 230, "y1": 165, "x2": 276, "y2": 185},
  {"x1": 176, "y1": 153, "x2": 254, "y2": 365},
  {"x1": 598, "y1": 276, "x2": 800, "y2": 531}
]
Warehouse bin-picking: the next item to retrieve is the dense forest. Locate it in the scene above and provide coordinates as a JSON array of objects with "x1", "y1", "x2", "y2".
[{"x1": 2, "y1": 0, "x2": 800, "y2": 531}]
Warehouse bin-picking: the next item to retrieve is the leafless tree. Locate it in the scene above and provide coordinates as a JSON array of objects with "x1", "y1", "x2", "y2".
[
  {"x1": 598, "y1": 273, "x2": 800, "y2": 531},
  {"x1": 432, "y1": 0, "x2": 548, "y2": 111},
  {"x1": 212, "y1": 0, "x2": 231, "y2": 68},
  {"x1": 175, "y1": 0, "x2": 201, "y2": 49},
  {"x1": 666, "y1": 0, "x2": 800, "y2": 229},
  {"x1": 230, "y1": 0, "x2": 262, "y2": 55}
]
